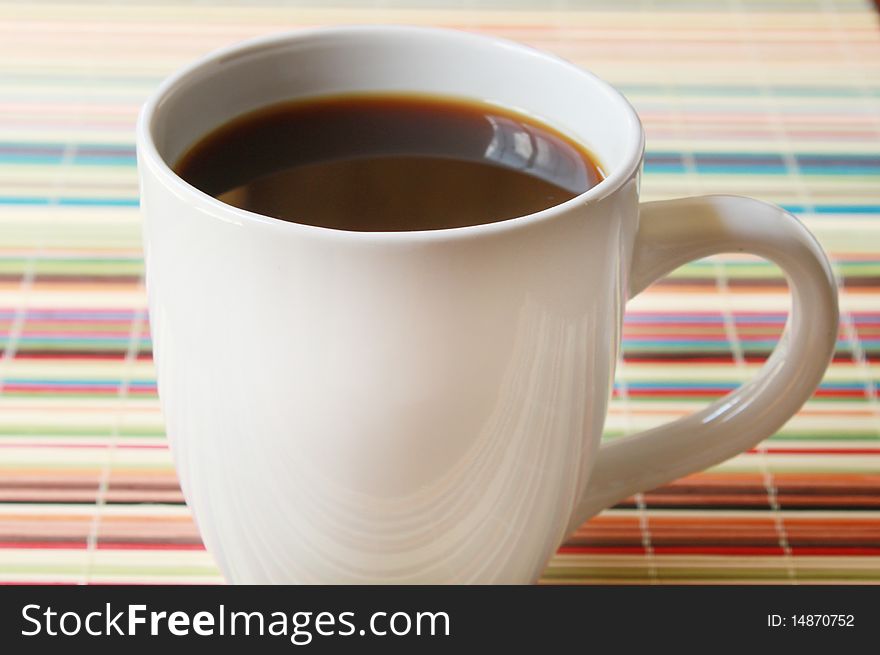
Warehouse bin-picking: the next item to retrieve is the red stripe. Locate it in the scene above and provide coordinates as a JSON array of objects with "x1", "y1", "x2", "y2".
[
  {"x1": 0, "y1": 582, "x2": 77, "y2": 586},
  {"x1": 0, "y1": 443, "x2": 167, "y2": 449},
  {"x1": 0, "y1": 541, "x2": 86, "y2": 550},
  {"x1": 559, "y1": 546, "x2": 880, "y2": 556},
  {"x1": 96, "y1": 542, "x2": 205, "y2": 551},
  {"x1": 558, "y1": 546, "x2": 783, "y2": 555}
]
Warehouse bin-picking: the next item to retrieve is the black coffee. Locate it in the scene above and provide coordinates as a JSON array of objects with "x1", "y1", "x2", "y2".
[{"x1": 175, "y1": 94, "x2": 604, "y2": 232}]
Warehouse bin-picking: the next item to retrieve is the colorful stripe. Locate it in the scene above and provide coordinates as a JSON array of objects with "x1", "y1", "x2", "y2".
[{"x1": 0, "y1": 0, "x2": 878, "y2": 585}]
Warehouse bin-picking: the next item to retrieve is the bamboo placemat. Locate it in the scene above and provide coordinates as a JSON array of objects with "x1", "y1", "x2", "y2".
[{"x1": 0, "y1": 0, "x2": 878, "y2": 584}]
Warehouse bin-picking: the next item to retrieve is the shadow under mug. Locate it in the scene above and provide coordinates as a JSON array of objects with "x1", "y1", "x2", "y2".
[{"x1": 136, "y1": 26, "x2": 839, "y2": 584}]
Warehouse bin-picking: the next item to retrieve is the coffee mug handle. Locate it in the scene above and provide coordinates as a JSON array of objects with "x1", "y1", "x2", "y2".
[{"x1": 566, "y1": 194, "x2": 839, "y2": 533}]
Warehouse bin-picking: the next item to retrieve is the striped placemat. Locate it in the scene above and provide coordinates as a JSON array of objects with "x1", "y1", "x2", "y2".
[{"x1": 0, "y1": 0, "x2": 878, "y2": 584}]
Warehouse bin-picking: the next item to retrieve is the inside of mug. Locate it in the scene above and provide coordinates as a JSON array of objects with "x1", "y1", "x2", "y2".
[{"x1": 149, "y1": 27, "x2": 642, "y2": 187}]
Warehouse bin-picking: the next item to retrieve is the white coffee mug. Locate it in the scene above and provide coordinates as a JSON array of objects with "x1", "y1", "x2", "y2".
[{"x1": 137, "y1": 26, "x2": 838, "y2": 584}]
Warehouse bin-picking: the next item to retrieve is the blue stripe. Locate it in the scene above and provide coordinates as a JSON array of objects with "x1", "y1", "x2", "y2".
[
  {"x1": 0, "y1": 155, "x2": 135, "y2": 166},
  {"x1": 782, "y1": 205, "x2": 880, "y2": 214},
  {"x1": 0, "y1": 197, "x2": 139, "y2": 207},
  {"x1": 58, "y1": 197, "x2": 139, "y2": 207},
  {"x1": 644, "y1": 152, "x2": 880, "y2": 176},
  {"x1": 3, "y1": 378, "x2": 155, "y2": 387},
  {"x1": 616, "y1": 381, "x2": 867, "y2": 390}
]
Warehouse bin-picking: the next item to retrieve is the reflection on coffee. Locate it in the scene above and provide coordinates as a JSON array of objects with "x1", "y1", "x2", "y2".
[{"x1": 174, "y1": 94, "x2": 604, "y2": 231}]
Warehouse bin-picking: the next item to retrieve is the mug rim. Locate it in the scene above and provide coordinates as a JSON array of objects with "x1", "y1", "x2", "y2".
[{"x1": 136, "y1": 25, "x2": 646, "y2": 241}]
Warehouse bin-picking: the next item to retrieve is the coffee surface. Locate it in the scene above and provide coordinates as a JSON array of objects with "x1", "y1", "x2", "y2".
[{"x1": 175, "y1": 94, "x2": 604, "y2": 231}]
